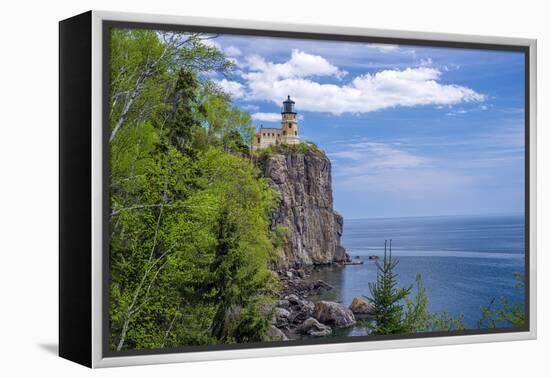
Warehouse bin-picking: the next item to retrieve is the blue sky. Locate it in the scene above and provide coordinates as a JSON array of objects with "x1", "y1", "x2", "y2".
[{"x1": 204, "y1": 34, "x2": 525, "y2": 219}]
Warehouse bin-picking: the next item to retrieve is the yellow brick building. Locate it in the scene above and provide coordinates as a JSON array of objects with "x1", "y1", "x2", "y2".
[{"x1": 252, "y1": 96, "x2": 300, "y2": 150}]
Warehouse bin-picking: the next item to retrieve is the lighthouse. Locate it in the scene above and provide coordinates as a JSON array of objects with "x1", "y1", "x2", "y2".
[
  {"x1": 252, "y1": 96, "x2": 301, "y2": 150},
  {"x1": 281, "y1": 95, "x2": 300, "y2": 145}
]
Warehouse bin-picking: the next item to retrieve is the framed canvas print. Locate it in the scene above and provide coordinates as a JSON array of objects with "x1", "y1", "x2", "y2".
[{"x1": 59, "y1": 10, "x2": 537, "y2": 368}]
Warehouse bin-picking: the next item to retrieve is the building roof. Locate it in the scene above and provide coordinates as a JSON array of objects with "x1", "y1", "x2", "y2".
[
  {"x1": 282, "y1": 95, "x2": 296, "y2": 114},
  {"x1": 283, "y1": 95, "x2": 295, "y2": 104}
]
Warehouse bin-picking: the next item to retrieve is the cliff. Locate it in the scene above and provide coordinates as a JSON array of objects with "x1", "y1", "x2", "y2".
[{"x1": 257, "y1": 147, "x2": 349, "y2": 268}]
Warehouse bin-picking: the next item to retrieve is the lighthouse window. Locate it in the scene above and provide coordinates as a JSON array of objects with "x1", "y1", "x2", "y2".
[
  {"x1": 295, "y1": 131, "x2": 298, "y2": 136},
  {"x1": 257, "y1": 137, "x2": 260, "y2": 143},
  {"x1": 288, "y1": 123, "x2": 292, "y2": 128}
]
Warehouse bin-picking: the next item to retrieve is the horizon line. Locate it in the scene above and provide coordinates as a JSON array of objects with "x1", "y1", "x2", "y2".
[{"x1": 344, "y1": 211, "x2": 525, "y2": 221}]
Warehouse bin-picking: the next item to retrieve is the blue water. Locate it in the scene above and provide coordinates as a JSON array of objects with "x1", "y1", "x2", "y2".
[{"x1": 308, "y1": 214, "x2": 525, "y2": 330}]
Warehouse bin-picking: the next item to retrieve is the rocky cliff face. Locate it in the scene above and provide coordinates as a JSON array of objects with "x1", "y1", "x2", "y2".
[{"x1": 258, "y1": 148, "x2": 349, "y2": 268}]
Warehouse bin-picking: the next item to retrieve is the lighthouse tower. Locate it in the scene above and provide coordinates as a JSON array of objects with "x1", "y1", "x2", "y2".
[{"x1": 281, "y1": 95, "x2": 299, "y2": 145}]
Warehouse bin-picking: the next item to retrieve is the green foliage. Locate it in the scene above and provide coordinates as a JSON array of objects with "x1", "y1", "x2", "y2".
[
  {"x1": 367, "y1": 240, "x2": 412, "y2": 335},
  {"x1": 427, "y1": 312, "x2": 465, "y2": 332},
  {"x1": 402, "y1": 273, "x2": 431, "y2": 332},
  {"x1": 367, "y1": 240, "x2": 465, "y2": 335},
  {"x1": 108, "y1": 28, "x2": 279, "y2": 351},
  {"x1": 109, "y1": 29, "x2": 233, "y2": 143},
  {"x1": 222, "y1": 130, "x2": 250, "y2": 156},
  {"x1": 252, "y1": 142, "x2": 323, "y2": 159},
  {"x1": 201, "y1": 94, "x2": 254, "y2": 148},
  {"x1": 478, "y1": 273, "x2": 526, "y2": 328}
]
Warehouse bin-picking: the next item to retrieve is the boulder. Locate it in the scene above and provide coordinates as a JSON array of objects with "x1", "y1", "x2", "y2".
[
  {"x1": 349, "y1": 297, "x2": 375, "y2": 315},
  {"x1": 313, "y1": 301, "x2": 356, "y2": 328},
  {"x1": 298, "y1": 317, "x2": 332, "y2": 337},
  {"x1": 277, "y1": 299, "x2": 290, "y2": 309},
  {"x1": 274, "y1": 307, "x2": 291, "y2": 329},
  {"x1": 276, "y1": 307, "x2": 291, "y2": 318},
  {"x1": 333, "y1": 245, "x2": 351, "y2": 264},
  {"x1": 310, "y1": 280, "x2": 333, "y2": 294},
  {"x1": 288, "y1": 298, "x2": 315, "y2": 324},
  {"x1": 285, "y1": 294, "x2": 301, "y2": 305},
  {"x1": 267, "y1": 325, "x2": 289, "y2": 341}
]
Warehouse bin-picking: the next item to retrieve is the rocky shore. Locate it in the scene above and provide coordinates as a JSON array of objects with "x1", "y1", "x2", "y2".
[
  {"x1": 266, "y1": 267, "x2": 375, "y2": 341},
  {"x1": 256, "y1": 147, "x2": 367, "y2": 340}
]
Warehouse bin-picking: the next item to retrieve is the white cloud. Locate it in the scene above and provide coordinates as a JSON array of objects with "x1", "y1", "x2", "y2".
[
  {"x1": 329, "y1": 140, "x2": 475, "y2": 196},
  {"x1": 331, "y1": 141, "x2": 428, "y2": 172},
  {"x1": 366, "y1": 43, "x2": 400, "y2": 52},
  {"x1": 201, "y1": 38, "x2": 221, "y2": 49},
  {"x1": 225, "y1": 45, "x2": 242, "y2": 57},
  {"x1": 216, "y1": 79, "x2": 245, "y2": 98},
  {"x1": 250, "y1": 112, "x2": 303, "y2": 123},
  {"x1": 244, "y1": 49, "x2": 347, "y2": 82},
  {"x1": 251, "y1": 112, "x2": 281, "y2": 122},
  {"x1": 336, "y1": 169, "x2": 474, "y2": 195},
  {"x1": 419, "y1": 57, "x2": 433, "y2": 66},
  {"x1": 238, "y1": 51, "x2": 485, "y2": 115},
  {"x1": 201, "y1": 39, "x2": 242, "y2": 59}
]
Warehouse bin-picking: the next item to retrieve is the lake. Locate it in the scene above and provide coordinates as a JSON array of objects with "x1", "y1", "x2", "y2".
[{"x1": 307, "y1": 214, "x2": 526, "y2": 334}]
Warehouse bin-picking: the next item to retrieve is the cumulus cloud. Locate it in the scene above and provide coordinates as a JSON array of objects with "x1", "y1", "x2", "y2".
[
  {"x1": 244, "y1": 49, "x2": 347, "y2": 82},
  {"x1": 224, "y1": 45, "x2": 242, "y2": 57},
  {"x1": 216, "y1": 79, "x2": 245, "y2": 98},
  {"x1": 251, "y1": 112, "x2": 281, "y2": 122},
  {"x1": 234, "y1": 50, "x2": 485, "y2": 115}
]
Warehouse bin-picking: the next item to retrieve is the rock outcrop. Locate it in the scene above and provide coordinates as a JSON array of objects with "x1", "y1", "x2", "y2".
[
  {"x1": 313, "y1": 301, "x2": 356, "y2": 328},
  {"x1": 298, "y1": 317, "x2": 332, "y2": 337},
  {"x1": 349, "y1": 297, "x2": 375, "y2": 315},
  {"x1": 258, "y1": 148, "x2": 349, "y2": 268},
  {"x1": 267, "y1": 325, "x2": 289, "y2": 341}
]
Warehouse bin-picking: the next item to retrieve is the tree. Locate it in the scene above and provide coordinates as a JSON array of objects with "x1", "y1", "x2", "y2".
[
  {"x1": 201, "y1": 94, "x2": 254, "y2": 147},
  {"x1": 109, "y1": 29, "x2": 233, "y2": 144},
  {"x1": 368, "y1": 240, "x2": 411, "y2": 335},
  {"x1": 478, "y1": 273, "x2": 526, "y2": 328},
  {"x1": 108, "y1": 28, "x2": 282, "y2": 351},
  {"x1": 163, "y1": 69, "x2": 202, "y2": 151},
  {"x1": 193, "y1": 148, "x2": 280, "y2": 342},
  {"x1": 367, "y1": 240, "x2": 464, "y2": 335}
]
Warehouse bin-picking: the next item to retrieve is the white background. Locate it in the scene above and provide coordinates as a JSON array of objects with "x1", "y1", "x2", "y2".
[{"x1": 0, "y1": 0, "x2": 546, "y2": 376}]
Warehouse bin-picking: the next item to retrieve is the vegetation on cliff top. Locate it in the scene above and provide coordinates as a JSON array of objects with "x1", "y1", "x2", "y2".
[{"x1": 252, "y1": 141, "x2": 325, "y2": 159}]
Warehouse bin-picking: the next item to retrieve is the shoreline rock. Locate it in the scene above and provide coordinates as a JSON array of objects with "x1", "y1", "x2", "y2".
[
  {"x1": 267, "y1": 325, "x2": 289, "y2": 341},
  {"x1": 313, "y1": 301, "x2": 357, "y2": 328},
  {"x1": 269, "y1": 264, "x2": 369, "y2": 341},
  {"x1": 298, "y1": 317, "x2": 332, "y2": 337},
  {"x1": 349, "y1": 297, "x2": 375, "y2": 315},
  {"x1": 279, "y1": 268, "x2": 333, "y2": 298}
]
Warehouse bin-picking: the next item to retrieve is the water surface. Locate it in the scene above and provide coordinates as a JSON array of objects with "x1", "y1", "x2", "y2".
[{"x1": 307, "y1": 214, "x2": 525, "y2": 333}]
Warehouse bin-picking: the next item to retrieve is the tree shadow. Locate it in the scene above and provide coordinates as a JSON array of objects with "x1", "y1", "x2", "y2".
[{"x1": 38, "y1": 343, "x2": 58, "y2": 356}]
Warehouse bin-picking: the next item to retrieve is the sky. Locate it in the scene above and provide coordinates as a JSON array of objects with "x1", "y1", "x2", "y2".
[{"x1": 204, "y1": 34, "x2": 526, "y2": 219}]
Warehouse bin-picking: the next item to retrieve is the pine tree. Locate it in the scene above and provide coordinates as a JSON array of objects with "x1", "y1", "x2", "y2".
[{"x1": 368, "y1": 240, "x2": 412, "y2": 335}]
